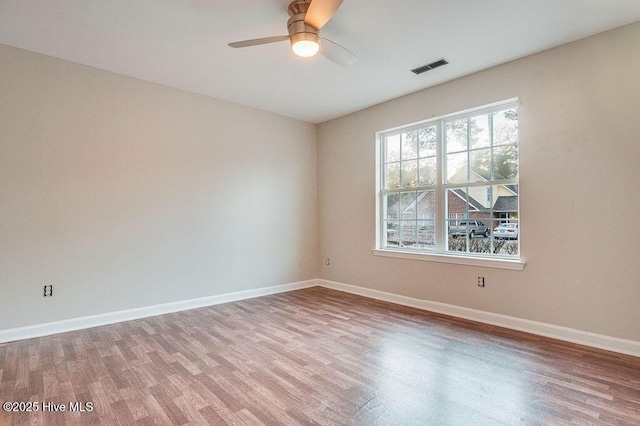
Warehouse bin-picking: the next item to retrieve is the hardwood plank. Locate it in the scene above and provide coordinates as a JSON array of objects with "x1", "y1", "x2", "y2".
[
  {"x1": 110, "y1": 399, "x2": 137, "y2": 425},
  {"x1": 148, "y1": 383, "x2": 189, "y2": 425}
]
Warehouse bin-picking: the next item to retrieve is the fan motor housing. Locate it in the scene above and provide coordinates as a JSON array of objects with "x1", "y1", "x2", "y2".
[{"x1": 288, "y1": 13, "x2": 320, "y2": 48}]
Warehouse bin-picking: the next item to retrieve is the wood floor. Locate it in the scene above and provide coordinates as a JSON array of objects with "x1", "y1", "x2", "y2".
[{"x1": 1, "y1": 287, "x2": 639, "y2": 425}]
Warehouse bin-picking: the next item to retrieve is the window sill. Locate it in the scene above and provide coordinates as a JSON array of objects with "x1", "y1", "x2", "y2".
[{"x1": 372, "y1": 248, "x2": 526, "y2": 270}]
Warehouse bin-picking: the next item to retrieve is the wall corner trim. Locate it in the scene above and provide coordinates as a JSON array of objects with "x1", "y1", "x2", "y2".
[
  {"x1": 0, "y1": 279, "x2": 319, "y2": 344},
  {"x1": 317, "y1": 279, "x2": 640, "y2": 358}
]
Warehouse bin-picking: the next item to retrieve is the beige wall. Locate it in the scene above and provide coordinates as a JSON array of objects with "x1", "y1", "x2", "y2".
[
  {"x1": 318, "y1": 22, "x2": 640, "y2": 341},
  {"x1": 0, "y1": 44, "x2": 318, "y2": 330}
]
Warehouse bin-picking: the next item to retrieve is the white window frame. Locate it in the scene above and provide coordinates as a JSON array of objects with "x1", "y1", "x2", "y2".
[{"x1": 373, "y1": 99, "x2": 525, "y2": 270}]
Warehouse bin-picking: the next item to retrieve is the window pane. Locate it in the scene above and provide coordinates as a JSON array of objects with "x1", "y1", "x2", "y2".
[
  {"x1": 470, "y1": 149, "x2": 491, "y2": 182},
  {"x1": 488, "y1": 219, "x2": 501, "y2": 253},
  {"x1": 385, "y1": 193, "x2": 400, "y2": 221},
  {"x1": 446, "y1": 152, "x2": 467, "y2": 184},
  {"x1": 446, "y1": 119, "x2": 467, "y2": 152},
  {"x1": 446, "y1": 188, "x2": 468, "y2": 221},
  {"x1": 492, "y1": 219, "x2": 519, "y2": 256},
  {"x1": 493, "y1": 145, "x2": 518, "y2": 179},
  {"x1": 416, "y1": 191, "x2": 435, "y2": 219},
  {"x1": 401, "y1": 131, "x2": 418, "y2": 160},
  {"x1": 417, "y1": 220, "x2": 435, "y2": 249},
  {"x1": 492, "y1": 219, "x2": 518, "y2": 239},
  {"x1": 469, "y1": 219, "x2": 491, "y2": 254},
  {"x1": 399, "y1": 191, "x2": 417, "y2": 220},
  {"x1": 498, "y1": 239, "x2": 519, "y2": 256},
  {"x1": 386, "y1": 220, "x2": 399, "y2": 247},
  {"x1": 385, "y1": 163, "x2": 400, "y2": 189},
  {"x1": 446, "y1": 217, "x2": 491, "y2": 254},
  {"x1": 467, "y1": 185, "x2": 492, "y2": 210},
  {"x1": 385, "y1": 134, "x2": 400, "y2": 162},
  {"x1": 401, "y1": 160, "x2": 418, "y2": 188},
  {"x1": 447, "y1": 220, "x2": 466, "y2": 253},
  {"x1": 470, "y1": 114, "x2": 490, "y2": 149},
  {"x1": 493, "y1": 108, "x2": 518, "y2": 146},
  {"x1": 469, "y1": 239, "x2": 490, "y2": 254},
  {"x1": 399, "y1": 221, "x2": 417, "y2": 248},
  {"x1": 446, "y1": 187, "x2": 468, "y2": 253},
  {"x1": 418, "y1": 126, "x2": 437, "y2": 157},
  {"x1": 418, "y1": 157, "x2": 437, "y2": 186},
  {"x1": 493, "y1": 184, "x2": 518, "y2": 215}
]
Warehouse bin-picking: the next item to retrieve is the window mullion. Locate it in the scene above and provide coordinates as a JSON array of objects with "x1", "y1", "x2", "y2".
[
  {"x1": 399, "y1": 133, "x2": 403, "y2": 188},
  {"x1": 379, "y1": 136, "x2": 385, "y2": 248},
  {"x1": 489, "y1": 112, "x2": 495, "y2": 181},
  {"x1": 435, "y1": 119, "x2": 444, "y2": 253},
  {"x1": 466, "y1": 118, "x2": 471, "y2": 184},
  {"x1": 442, "y1": 178, "x2": 518, "y2": 190}
]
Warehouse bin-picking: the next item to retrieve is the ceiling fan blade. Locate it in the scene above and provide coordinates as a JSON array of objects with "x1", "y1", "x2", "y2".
[
  {"x1": 228, "y1": 35, "x2": 289, "y2": 48},
  {"x1": 320, "y1": 38, "x2": 357, "y2": 66},
  {"x1": 304, "y1": 0, "x2": 344, "y2": 30}
]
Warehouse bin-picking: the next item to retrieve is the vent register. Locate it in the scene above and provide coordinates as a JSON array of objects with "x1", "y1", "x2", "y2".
[{"x1": 411, "y1": 59, "x2": 448, "y2": 75}]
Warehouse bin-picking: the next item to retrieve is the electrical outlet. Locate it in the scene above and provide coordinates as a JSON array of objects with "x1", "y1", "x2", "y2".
[
  {"x1": 477, "y1": 277, "x2": 485, "y2": 287},
  {"x1": 43, "y1": 285, "x2": 53, "y2": 297},
  {"x1": 325, "y1": 257, "x2": 330, "y2": 265}
]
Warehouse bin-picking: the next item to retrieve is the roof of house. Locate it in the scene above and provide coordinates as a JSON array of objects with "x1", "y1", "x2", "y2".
[{"x1": 493, "y1": 196, "x2": 518, "y2": 212}]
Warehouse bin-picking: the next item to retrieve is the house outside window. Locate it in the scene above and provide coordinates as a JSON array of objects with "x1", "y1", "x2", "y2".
[{"x1": 377, "y1": 100, "x2": 519, "y2": 260}]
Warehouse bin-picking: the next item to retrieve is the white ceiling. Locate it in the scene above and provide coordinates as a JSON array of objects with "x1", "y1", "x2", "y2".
[{"x1": 1, "y1": 1, "x2": 639, "y2": 123}]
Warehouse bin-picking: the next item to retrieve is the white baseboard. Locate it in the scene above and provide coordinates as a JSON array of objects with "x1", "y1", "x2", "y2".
[
  {"x1": 0, "y1": 279, "x2": 317, "y2": 344},
  {"x1": 3, "y1": 278, "x2": 638, "y2": 358},
  {"x1": 318, "y1": 279, "x2": 640, "y2": 358}
]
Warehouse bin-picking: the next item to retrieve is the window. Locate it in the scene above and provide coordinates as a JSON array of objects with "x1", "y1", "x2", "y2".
[{"x1": 377, "y1": 100, "x2": 520, "y2": 264}]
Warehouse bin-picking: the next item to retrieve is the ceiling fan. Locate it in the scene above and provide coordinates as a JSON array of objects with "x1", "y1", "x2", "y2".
[{"x1": 228, "y1": 0, "x2": 357, "y2": 66}]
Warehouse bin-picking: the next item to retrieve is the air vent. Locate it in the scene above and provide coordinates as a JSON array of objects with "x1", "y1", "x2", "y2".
[{"x1": 411, "y1": 59, "x2": 449, "y2": 75}]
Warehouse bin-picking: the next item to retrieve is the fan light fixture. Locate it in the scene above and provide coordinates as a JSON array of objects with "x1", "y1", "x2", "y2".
[
  {"x1": 290, "y1": 31, "x2": 320, "y2": 57},
  {"x1": 292, "y1": 39, "x2": 319, "y2": 57}
]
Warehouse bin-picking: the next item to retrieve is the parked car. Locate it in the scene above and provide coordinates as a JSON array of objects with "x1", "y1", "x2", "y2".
[
  {"x1": 448, "y1": 220, "x2": 489, "y2": 238},
  {"x1": 493, "y1": 223, "x2": 518, "y2": 239}
]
